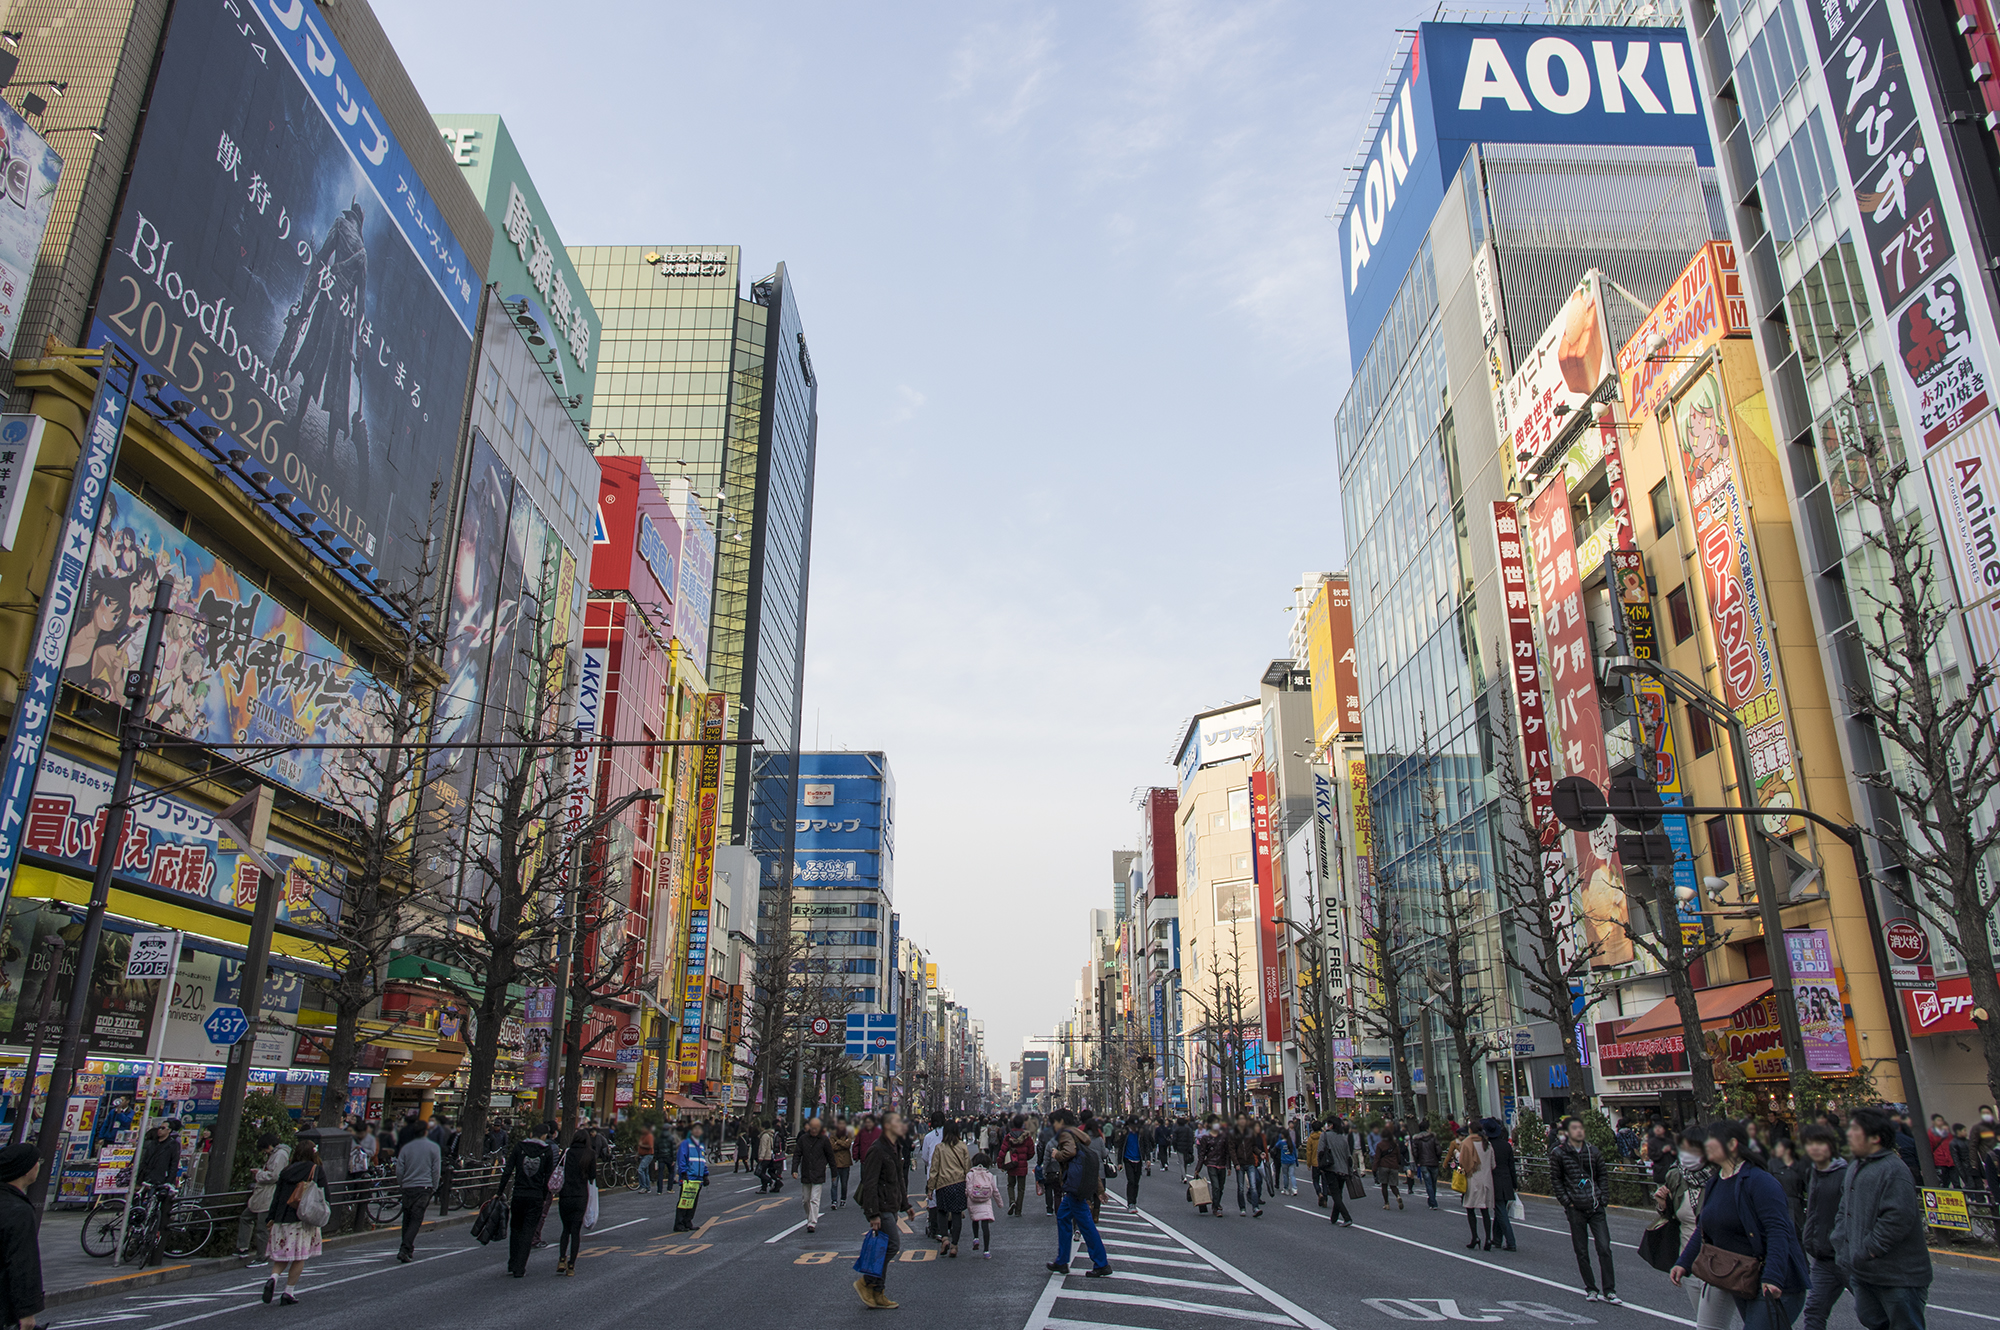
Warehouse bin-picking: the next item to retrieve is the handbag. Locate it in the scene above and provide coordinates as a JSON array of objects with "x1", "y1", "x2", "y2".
[
  {"x1": 471, "y1": 1194, "x2": 508, "y2": 1244},
  {"x1": 1638, "y1": 1217, "x2": 1682, "y2": 1274},
  {"x1": 292, "y1": 1177, "x2": 331, "y2": 1228},
  {"x1": 1689, "y1": 1176, "x2": 1765, "y2": 1297},
  {"x1": 1347, "y1": 1173, "x2": 1367, "y2": 1200},
  {"x1": 1186, "y1": 1176, "x2": 1212, "y2": 1206},
  {"x1": 1450, "y1": 1168, "x2": 1469, "y2": 1195},
  {"x1": 548, "y1": 1160, "x2": 566, "y2": 1194},
  {"x1": 583, "y1": 1181, "x2": 600, "y2": 1229},
  {"x1": 854, "y1": 1227, "x2": 890, "y2": 1278}
]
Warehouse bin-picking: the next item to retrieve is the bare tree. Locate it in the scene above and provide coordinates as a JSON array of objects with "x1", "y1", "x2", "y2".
[
  {"x1": 1353, "y1": 789, "x2": 1420, "y2": 1118},
  {"x1": 1416, "y1": 729, "x2": 1491, "y2": 1119},
  {"x1": 554, "y1": 837, "x2": 642, "y2": 1137},
  {"x1": 1836, "y1": 356, "x2": 2000, "y2": 1110}
]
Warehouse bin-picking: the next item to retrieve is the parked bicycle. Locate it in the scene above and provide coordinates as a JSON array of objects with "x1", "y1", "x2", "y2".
[{"x1": 80, "y1": 1182, "x2": 213, "y2": 1264}]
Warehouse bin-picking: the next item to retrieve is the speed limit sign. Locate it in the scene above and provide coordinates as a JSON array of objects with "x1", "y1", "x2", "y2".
[{"x1": 810, "y1": 1017, "x2": 832, "y2": 1038}]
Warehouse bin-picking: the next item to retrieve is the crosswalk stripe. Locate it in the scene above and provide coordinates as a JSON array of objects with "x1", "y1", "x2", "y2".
[
  {"x1": 1042, "y1": 1319, "x2": 1177, "y2": 1330},
  {"x1": 1098, "y1": 1236, "x2": 1190, "y2": 1251},
  {"x1": 1048, "y1": 1288, "x2": 1298, "y2": 1325},
  {"x1": 1097, "y1": 1251, "x2": 1219, "y2": 1271},
  {"x1": 1144, "y1": 1210, "x2": 1335, "y2": 1330},
  {"x1": 1084, "y1": 1269, "x2": 1256, "y2": 1295}
]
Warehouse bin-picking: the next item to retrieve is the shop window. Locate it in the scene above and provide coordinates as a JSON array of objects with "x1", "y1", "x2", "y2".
[
  {"x1": 1667, "y1": 584, "x2": 1696, "y2": 643},
  {"x1": 1706, "y1": 817, "x2": 1737, "y2": 876},
  {"x1": 1688, "y1": 707, "x2": 1716, "y2": 757},
  {"x1": 1650, "y1": 481, "x2": 1675, "y2": 538}
]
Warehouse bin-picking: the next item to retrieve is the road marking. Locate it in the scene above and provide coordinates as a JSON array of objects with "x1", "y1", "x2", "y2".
[
  {"x1": 1099, "y1": 1236, "x2": 1191, "y2": 1251},
  {"x1": 589, "y1": 1215, "x2": 652, "y2": 1234},
  {"x1": 1935, "y1": 1309, "x2": 2000, "y2": 1324},
  {"x1": 111, "y1": 1243, "x2": 484, "y2": 1330},
  {"x1": 1288, "y1": 1208, "x2": 1695, "y2": 1327},
  {"x1": 1105, "y1": 1251, "x2": 1225, "y2": 1271},
  {"x1": 1025, "y1": 1273, "x2": 1068, "y2": 1329},
  {"x1": 1090, "y1": 1268, "x2": 1257, "y2": 1295},
  {"x1": 1048, "y1": 1289, "x2": 1298, "y2": 1325},
  {"x1": 1146, "y1": 1210, "x2": 1335, "y2": 1330},
  {"x1": 764, "y1": 1219, "x2": 809, "y2": 1244}
]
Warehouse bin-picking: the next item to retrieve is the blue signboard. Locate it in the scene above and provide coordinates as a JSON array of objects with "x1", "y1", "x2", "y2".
[
  {"x1": 203, "y1": 1005, "x2": 249, "y2": 1046},
  {"x1": 846, "y1": 1012, "x2": 897, "y2": 1059},
  {"x1": 1340, "y1": 22, "x2": 1713, "y2": 369}
]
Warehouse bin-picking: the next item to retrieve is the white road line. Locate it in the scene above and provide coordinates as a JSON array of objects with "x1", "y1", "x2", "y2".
[
  {"x1": 1286, "y1": 1207, "x2": 1696, "y2": 1328},
  {"x1": 1145, "y1": 1210, "x2": 1335, "y2": 1330},
  {"x1": 1936, "y1": 1308, "x2": 2000, "y2": 1324},
  {"x1": 589, "y1": 1215, "x2": 653, "y2": 1235},
  {"x1": 114, "y1": 1244, "x2": 484, "y2": 1330},
  {"x1": 1024, "y1": 1272, "x2": 1067, "y2": 1330},
  {"x1": 1106, "y1": 1251, "x2": 1225, "y2": 1271},
  {"x1": 1099, "y1": 1236, "x2": 1191, "y2": 1251},
  {"x1": 1090, "y1": 1268, "x2": 1257, "y2": 1295},
  {"x1": 1049, "y1": 1288, "x2": 1298, "y2": 1325},
  {"x1": 1044, "y1": 1319, "x2": 1175, "y2": 1330},
  {"x1": 763, "y1": 1218, "x2": 809, "y2": 1244}
]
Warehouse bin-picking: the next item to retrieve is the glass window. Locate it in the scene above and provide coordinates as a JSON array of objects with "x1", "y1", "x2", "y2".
[
  {"x1": 1706, "y1": 816, "x2": 1736, "y2": 874},
  {"x1": 1717, "y1": 0, "x2": 1742, "y2": 28},
  {"x1": 1667, "y1": 583, "x2": 1696, "y2": 642},
  {"x1": 1775, "y1": 144, "x2": 1807, "y2": 242},
  {"x1": 1227, "y1": 786, "x2": 1250, "y2": 830},
  {"x1": 533, "y1": 428, "x2": 550, "y2": 479},
  {"x1": 1777, "y1": 0, "x2": 1812, "y2": 83},
  {"x1": 502, "y1": 389, "x2": 519, "y2": 435},
  {"x1": 1792, "y1": 128, "x2": 1824, "y2": 215},
  {"x1": 1735, "y1": 53, "x2": 1767, "y2": 133},
  {"x1": 1760, "y1": 164, "x2": 1793, "y2": 243},
  {"x1": 1766, "y1": 12, "x2": 1797, "y2": 92},
  {"x1": 482, "y1": 367, "x2": 499, "y2": 405},
  {"x1": 1650, "y1": 480, "x2": 1676, "y2": 537},
  {"x1": 1690, "y1": 706, "x2": 1716, "y2": 757},
  {"x1": 1751, "y1": 30, "x2": 1782, "y2": 118}
]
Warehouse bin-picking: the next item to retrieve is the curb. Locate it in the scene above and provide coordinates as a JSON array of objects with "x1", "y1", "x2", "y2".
[{"x1": 46, "y1": 1207, "x2": 483, "y2": 1310}]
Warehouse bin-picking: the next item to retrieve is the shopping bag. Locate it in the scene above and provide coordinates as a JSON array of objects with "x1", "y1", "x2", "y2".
[
  {"x1": 583, "y1": 1181, "x2": 600, "y2": 1230},
  {"x1": 1346, "y1": 1174, "x2": 1367, "y2": 1200},
  {"x1": 854, "y1": 1228, "x2": 890, "y2": 1278},
  {"x1": 1450, "y1": 1168, "x2": 1468, "y2": 1195},
  {"x1": 293, "y1": 1179, "x2": 331, "y2": 1228},
  {"x1": 1508, "y1": 1197, "x2": 1525, "y2": 1222},
  {"x1": 1638, "y1": 1217, "x2": 1682, "y2": 1274},
  {"x1": 1186, "y1": 1176, "x2": 1212, "y2": 1206}
]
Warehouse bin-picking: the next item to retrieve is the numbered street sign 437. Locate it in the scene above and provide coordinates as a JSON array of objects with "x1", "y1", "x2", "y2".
[{"x1": 125, "y1": 932, "x2": 178, "y2": 980}]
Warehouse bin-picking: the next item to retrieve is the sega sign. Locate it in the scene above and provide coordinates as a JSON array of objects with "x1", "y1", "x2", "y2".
[{"x1": 1341, "y1": 23, "x2": 1713, "y2": 369}]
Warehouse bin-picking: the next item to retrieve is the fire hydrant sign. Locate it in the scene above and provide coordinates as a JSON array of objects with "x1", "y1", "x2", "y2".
[{"x1": 124, "y1": 932, "x2": 177, "y2": 979}]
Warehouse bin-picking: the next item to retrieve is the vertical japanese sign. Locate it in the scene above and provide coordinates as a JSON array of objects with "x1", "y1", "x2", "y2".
[
  {"x1": 1895, "y1": 270, "x2": 1992, "y2": 448},
  {"x1": 1613, "y1": 548, "x2": 1705, "y2": 944},
  {"x1": 523, "y1": 985, "x2": 556, "y2": 1090},
  {"x1": 1313, "y1": 766, "x2": 1355, "y2": 1098},
  {"x1": 1785, "y1": 929, "x2": 1853, "y2": 1073},
  {"x1": 1249, "y1": 770, "x2": 1281, "y2": 1043},
  {"x1": 1494, "y1": 500, "x2": 1584, "y2": 970},
  {"x1": 678, "y1": 691, "x2": 726, "y2": 1084},
  {"x1": 0, "y1": 361, "x2": 132, "y2": 919},
  {"x1": 1669, "y1": 370, "x2": 1800, "y2": 832},
  {"x1": 1527, "y1": 482, "x2": 1631, "y2": 967},
  {"x1": 1348, "y1": 758, "x2": 1376, "y2": 1005}
]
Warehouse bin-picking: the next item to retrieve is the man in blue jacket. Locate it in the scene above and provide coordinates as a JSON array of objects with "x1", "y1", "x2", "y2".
[
  {"x1": 1833, "y1": 1108, "x2": 1932, "y2": 1330},
  {"x1": 673, "y1": 1122, "x2": 710, "y2": 1233}
]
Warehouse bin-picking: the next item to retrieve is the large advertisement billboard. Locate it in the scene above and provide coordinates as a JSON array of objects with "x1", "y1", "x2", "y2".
[
  {"x1": 0, "y1": 96, "x2": 62, "y2": 357},
  {"x1": 89, "y1": 0, "x2": 476, "y2": 594},
  {"x1": 1618, "y1": 243, "x2": 1747, "y2": 421},
  {"x1": 1176, "y1": 702, "x2": 1260, "y2": 795},
  {"x1": 1503, "y1": 272, "x2": 1611, "y2": 464},
  {"x1": 675, "y1": 492, "x2": 716, "y2": 677}
]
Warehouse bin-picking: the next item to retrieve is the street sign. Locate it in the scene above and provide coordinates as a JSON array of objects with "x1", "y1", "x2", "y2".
[
  {"x1": 846, "y1": 1012, "x2": 896, "y2": 1059},
  {"x1": 1551, "y1": 776, "x2": 1608, "y2": 831},
  {"x1": 125, "y1": 932, "x2": 176, "y2": 979},
  {"x1": 1885, "y1": 921, "x2": 1928, "y2": 963},
  {"x1": 203, "y1": 1005, "x2": 249, "y2": 1045},
  {"x1": 619, "y1": 1024, "x2": 643, "y2": 1048},
  {"x1": 810, "y1": 1017, "x2": 832, "y2": 1038}
]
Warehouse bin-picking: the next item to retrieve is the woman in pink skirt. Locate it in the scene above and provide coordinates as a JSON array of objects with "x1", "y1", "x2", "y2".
[{"x1": 263, "y1": 1141, "x2": 327, "y2": 1305}]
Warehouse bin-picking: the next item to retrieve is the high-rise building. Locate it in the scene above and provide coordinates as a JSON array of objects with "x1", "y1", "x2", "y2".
[
  {"x1": 570, "y1": 248, "x2": 819, "y2": 866},
  {"x1": 771, "y1": 752, "x2": 896, "y2": 1030}
]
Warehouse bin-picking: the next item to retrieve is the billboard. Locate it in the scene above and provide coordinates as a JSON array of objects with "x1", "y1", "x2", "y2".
[
  {"x1": 89, "y1": 0, "x2": 476, "y2": 595},
  {"x1": 1895, "y1": 266, "x2": 1993, "y2": 449},
  {"x1": 1669, "y1": 368, "x2": 1800, "y2": 831},
  {"x1": 1176, "y1": 702, "x2": 1260, "y2": 795},
  {"x1": 1341, "y1": 23, "x2": 1710, "y2": 364},
  {"x1": 1785, "y1": 930, "x2": 1853, "y2": 1074},
  {"x1": 679, "y1": 692, "x2": 726, "y2": 1083},
  {"x1": 1926, "y1": 412, "x2": 2000, "y2": 612},
  {"x1": 1504, "y1": 272, "x2": 1611, "y2": 463},
  {"x1": 590, "y1": 456, "x2": 677, "y2": 626},
  {"x1": 65, "y1": 484, "x2": 379, "y2": 811},
  {"x1": 1308, "y1": 577, "x2": 1362, "y2": 745},
  {"x1": 0, "y1": 96, "x2": 62, "y2": 357},
  {"x1": 433, "y1": 114, "x2": 596, "y2": 411},
  {"x1": 1249, "y1": 770, "x2": 1281, "y2": 1042},
  {"x1": 675, "y1": 492, "x2": 716, "y2": 677},
  {"x1": 1618, "y1": 243, "x2": 1748, "y2": 421}
]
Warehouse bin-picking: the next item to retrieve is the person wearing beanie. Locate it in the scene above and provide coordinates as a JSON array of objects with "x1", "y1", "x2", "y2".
[{"x1": 0, "y1": 1143, "x2": 46, "y2": 1330}]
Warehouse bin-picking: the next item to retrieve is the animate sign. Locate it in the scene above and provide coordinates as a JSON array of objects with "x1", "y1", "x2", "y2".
[{"x1": 1340, "y1": 22, "x2": 1709, "y2": 367}]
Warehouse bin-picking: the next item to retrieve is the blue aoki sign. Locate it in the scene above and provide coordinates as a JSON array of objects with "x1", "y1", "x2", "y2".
[{"x1": 1341, "y1": 23, "x2": 1713, "y2": 367}]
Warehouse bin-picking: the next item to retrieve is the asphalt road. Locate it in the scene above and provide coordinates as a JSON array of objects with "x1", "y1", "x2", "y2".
[{"x1": 40, "y1": 1170, "x2": 2000, "y2": 1330}]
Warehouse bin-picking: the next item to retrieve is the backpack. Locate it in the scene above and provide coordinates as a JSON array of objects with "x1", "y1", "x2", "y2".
[
  {"x1": 966, "y1": 1169, "x2": 995, "y2": 1203},
  {"x1": 1063, "y1": 1150, "x2": 1085, "y2": 1193}
]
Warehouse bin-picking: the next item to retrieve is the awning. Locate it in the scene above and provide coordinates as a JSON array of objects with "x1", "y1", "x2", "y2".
[
  {"x1": 1614, "y1": 980, "x2": 1774, "y2": 1036},
  {"x1": 18, "y1": 866, "x2": 336, "y2": 967},
  {"x1": 663, "y1": 1092, "x2": 705, "y2": 1108}
]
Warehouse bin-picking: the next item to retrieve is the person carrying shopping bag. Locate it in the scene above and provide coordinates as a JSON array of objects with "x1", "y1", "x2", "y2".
[{"x1": 261, "y1": 1141, "x2": 329, "y2": 1306}]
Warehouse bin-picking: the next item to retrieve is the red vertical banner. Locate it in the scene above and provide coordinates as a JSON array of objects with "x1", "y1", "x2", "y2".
[
  {"x1": 1493, "y1": 501, "x2": 1586, "y2": 972},
  {"x1": 1250, "y1": 769, "x2": 1282, "y2": 1043}
]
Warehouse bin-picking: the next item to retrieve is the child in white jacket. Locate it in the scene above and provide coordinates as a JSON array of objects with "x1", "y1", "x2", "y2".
[{"x1": 965, "y1": 1154, "x2": 1000, "y2": 1258}]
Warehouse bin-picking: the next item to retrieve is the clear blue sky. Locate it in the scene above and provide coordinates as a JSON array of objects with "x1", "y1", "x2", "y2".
[{"x1": 378, "y1": 0, "x2": 1433, "y2": 1066}]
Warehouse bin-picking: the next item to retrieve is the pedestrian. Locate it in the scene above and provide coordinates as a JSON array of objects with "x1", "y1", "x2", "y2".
[
  {"x1": 928, "y1": 1121, "x2": 971, "y2": 1257},
  {"x1": 673, "y1": 1121, "x2": 709, "y2": 1232},
  {"x1": 553, "y1": 1128, "x2": 596, "y2": 1277},
  {"x1": 1044, "y1": 1108, "x2": 1112, "y2": 1277},
  {"x1": 1274, "y1": 1128, "x2": 1297, "y2": 1196},
  {"x1": 757, "y1": 1120, "x2": 780, "y2": 1193},
  {"x1": 1323, "y1": 1117, "x2": 1357, "y2": 1228},
  {"x1": 1036, "y1": 1113, "x2": 1059, "y2": 1214},
  {"x1": 1195, "y1": 1117, "x2": 1228, "y2": 1216},
  {"x1": 1832, "y1": 1106, "x2": 1932, "y2": 1330},
  {"x1": 1003, "y1": 1115, "x2": 1036, "y2": 1216},
  {"x1": 1799, "y1": 1122, "x2": 1849, "y2": 1330},
  {"x1": 1926, "y1": 1115, "x2": 1956, "y2": 1188},
  {"x1": 1154, "y1": 1119, "x2": 1172, "y2": 1171},
  {"x1": 1373, "y1": 1122, "x2": 1406, "y2": 1209},
  {"x1": 1411, "y1": 1120, "x2": 1442, "y2": 1209},
  {"x1": 1174, "y1": 1117, "x2": 1196, "y2": 1173},
  {"x1": 634, "y1": 1122, "x2": 655, "y2": 1194},
  {"x1": 431, "y1": 1115, "x2": 459, "y2": 1215},
  {"x1": 137, "y1": 1120, "x2": 181, "y2": 1190},
  {"x1": 1486, "y1": 1118, "x2": 1519, "y2": 1252},
  {"x1": 1673, "y1": 1120, "x2": 1808, "y2": 1330},
  {"x1": 830, "y1": 1117, "x2": 854, "y2": 1211},
  {"x1": 0, "y1": 1144, "x2": 45, "y2": 1330},
  {"x1": 857, "y1": 1111, "x2": 916, "y2": 1309},
  {"x1": 393, "y1": 1121, "x2": 440, "y2": 1264},
  {"x1": 236, "y1": 1133, "x2": 290, "y2": 1263},
  {"x1": 1770, "y1": 1135, "x2": 1809, "y2": 1233},
  {"x1": 967, "y1": 1152, "x2": 1000, "y2": 1257},
  {"x1": 261, "y1": 1140, "x2": 328, "y2": 1305},
  {"x1": 496, "y1": 1122, "x2": 559, "y2": 1277},
  {"x1": 1227, "y1": 1112, "x2": 1266, "y2": 1217},
  {"x1": 793, "y1": 1116, "x2": 836, "y2": 1234},
  {"x1": 854, "y1": 1115, "x2": 883, "y2": 1177},
  {"x1": 1119, "y1": 1116, "x2": 1146, "y2": 1209},
  {"x1": 1655, "y1": 1129, "x2": 1732, "y2": 1330},
  {"x1": 1460, "y1": 1122, "x2": 1497, "y2": 1249},
  {"x1": 1552, "y1": 1114, "x2": 1618, "y2": 1304}
]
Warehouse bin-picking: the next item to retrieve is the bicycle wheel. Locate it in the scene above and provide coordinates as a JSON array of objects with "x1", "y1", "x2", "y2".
[
  {"x1": 160, "y1": 1201, "x2": 213, "y2": 1259},
  {"x1": 366, "y1": 1187, "x2": 401, "y2": 1226},
  {"x1": 118, "y1": 1213, "x2": 153, "y2": 1265},
  {"x1": 80, "y1": 1199, "x2": 126, "y2": 1257}
]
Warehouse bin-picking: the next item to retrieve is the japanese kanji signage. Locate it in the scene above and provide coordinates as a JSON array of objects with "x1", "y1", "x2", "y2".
[
  {"x1": 1617, "y1": 242, "x2": 1747, "y2": 422},
  {"x1": 679, "y1": 692, "x2": 727, "y2": 1084},
  {"x1": 1250, "y1": 769, "x2": 1281, "y2": 1043},
  {"x1": 1895, "y1": 267, "x2": 1992, "y2": 448},
  {"x1": 89, "y1": 0, "x2": 476, "y2": 596},
  {"x1": 1493, "y1": 500, "x2": 1584, "y2": 971}
]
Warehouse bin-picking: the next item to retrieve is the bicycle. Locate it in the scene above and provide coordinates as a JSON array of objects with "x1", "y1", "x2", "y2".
[
  {"x1": 354, "y1": 1164, "x2": 402, "y2": 1225},
  {"x1": 81, "y1": 1183, "x2": 213, "y2": 1264}
]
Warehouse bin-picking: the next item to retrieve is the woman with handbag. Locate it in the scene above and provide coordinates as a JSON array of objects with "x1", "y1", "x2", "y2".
[
  {"x1": 1485, "y1": 1119, "x2": 1519, "y2": 1252},
  {"x1": 1653, "y1": 1130, "x2": 1738, "y2": 1330},
  {"x1": 1459, "y1": 1124, "x2": 1497, "y2": 1249},
  {"x1": 261, "y1": 1141, "x2": 328, "y2": 1306},
  {"x1": 1672, "y1": 1122, "x2": 1809, "y2": 1330},
  {"x1": 553, "y1": 1130, "x2": 596, "y2": 1277},
  {"x1": 926, "y1": 1122, "x2": 971, "y2": 1257}
]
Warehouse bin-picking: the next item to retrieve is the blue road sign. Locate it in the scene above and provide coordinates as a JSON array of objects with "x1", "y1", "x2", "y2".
[{"x1": 204, "y1": 1005, "x2": 249, "y2": 1045}]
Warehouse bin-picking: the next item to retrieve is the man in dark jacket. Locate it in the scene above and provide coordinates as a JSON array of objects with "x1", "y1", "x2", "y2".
[
  {"x1": 1799, "y1": 1123, "x2": 1850, "y2": 1330},
  {"x1": 136, "y1": 1122, "x2": 180, "y2": 1189},
  {"x1": 856, "y1": 1112, "x2": 914, "y2": 1309},
  {"x1": 0, "y1": 1145, "x2": 44, "y2": 1330},
  {"x1": 1484, "y1": 1118, "x2": 1519, "y2": 1251},
  {"x1": 792, "y1": 1116, "x2": 837, "y2": 1234},
  {"x1": 1551, "y1": 1116, "x2": 1616, "y2": 1302},
  {"x1": 1173, "y1": 1119, "x2": 1196, "y2": 1171},
  {"x1": 1045, "y1": 1109, "x2": 1112, "y2": 1276},
  {"x1": 1410, "y1": 1124, "x2": 1443, "y2": 1208},
  {"x1": 1226, "y1": 1113, "x2": 1268, "y2": 1217},
  {"x1": 495, "y1": 1122, "x2": 559, "y2": 1277},
  {"x1": 1834, "y1": 1108, "x2": 1931, "y2": 1330}
]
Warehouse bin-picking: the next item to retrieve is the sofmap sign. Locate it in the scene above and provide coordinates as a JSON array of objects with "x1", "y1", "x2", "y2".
[
  {"x1": 1176, "y1": 702, "x2": 1260, "y2": 794},
  {"x1": 1341, "y1": 23, "x2": 1710, "y2": 365}
]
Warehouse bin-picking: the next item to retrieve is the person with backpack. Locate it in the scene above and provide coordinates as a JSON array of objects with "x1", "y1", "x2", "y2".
[
  {"x1": 1553, "y1": 1115, "x2": 1618, "y2": 1304},
  {"x1": 673, "y1": 1121, "x2": 709, "y2": 1232},
  {"x1": 966, "y1": 1152, "x2": 1001, "y2": 1257},
  {"x1": 1044, "y1": 1109, "x2": 1112, "y2": 1276},
  {"x1": 261, "y1": 1140, "x2": 328, "y2": 1305},
  {"x1": 496, "y1": 1123, "x2": 559, "y2": 1278}
]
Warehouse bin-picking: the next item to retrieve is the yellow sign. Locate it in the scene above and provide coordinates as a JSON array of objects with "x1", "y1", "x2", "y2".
[
  {"x1": 1306, "y1": 585, "x2": 1337, "y2": 746},
  {"x1": 1923, "y1": 1188, "x2": 1972, "y2": 1232}
]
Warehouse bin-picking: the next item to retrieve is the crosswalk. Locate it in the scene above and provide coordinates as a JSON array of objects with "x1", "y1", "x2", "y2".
[{"x1": 1023, "y1": 1200, "x2": 1334, "y2": 1330}]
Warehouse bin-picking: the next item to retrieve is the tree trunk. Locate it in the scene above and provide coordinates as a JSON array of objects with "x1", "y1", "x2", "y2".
[
  {"x1": 458, "y1": 983, "x2": 508, "y2": 1156},
  {"x1": 1647, "y1": 870, "x2": 1717, "y2": 1118}
]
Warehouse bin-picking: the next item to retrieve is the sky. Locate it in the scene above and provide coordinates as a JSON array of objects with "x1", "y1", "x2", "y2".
[{"x1": 376, "y1": 0, "x2": 1435, "y2": 1066}]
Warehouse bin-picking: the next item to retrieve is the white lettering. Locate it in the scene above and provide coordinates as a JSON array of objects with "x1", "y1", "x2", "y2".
[
  {"x1": 1593, "y1": 41, "x2": 1666, "y2": 113},
  {"x1": 1459, "y1": 37, "x2": 1531, "y2": 112},
  {"x1": 1526, "y1": 37, "x2": 1591, "y2": 114},
  {"x1": 1661, "y1": 41, "x2": 1696, "y2": 114},
  {"x1": 1349, "y1": 209, "x2": 1371, "y2": 293},
  {"x1": 1364, "y1": 161, "x2": 1386, "y2": 245}
]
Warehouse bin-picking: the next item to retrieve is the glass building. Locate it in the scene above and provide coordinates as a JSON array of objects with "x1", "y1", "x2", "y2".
[{"x1": 570, "y1": 248, "x2": 819, "y2": 862}]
